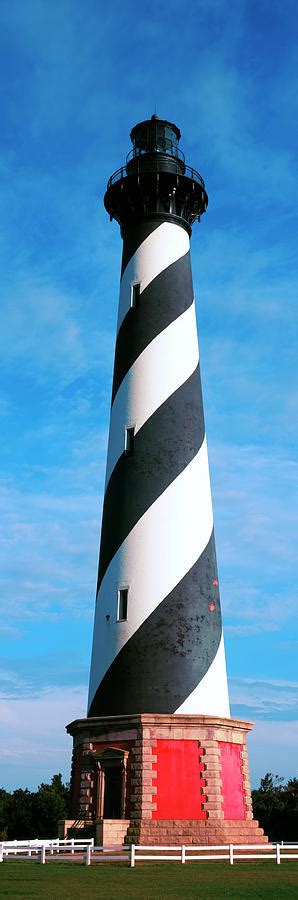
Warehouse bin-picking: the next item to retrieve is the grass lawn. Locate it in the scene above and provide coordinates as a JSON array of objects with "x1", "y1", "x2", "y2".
[{"x1": 0, "y1": 861, "x2": 297, "y2": 899}]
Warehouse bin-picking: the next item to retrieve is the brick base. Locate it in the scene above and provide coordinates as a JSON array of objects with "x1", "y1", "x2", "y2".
[{"x1": 66, "y1": 713, "x2": 267, "y2": 846}]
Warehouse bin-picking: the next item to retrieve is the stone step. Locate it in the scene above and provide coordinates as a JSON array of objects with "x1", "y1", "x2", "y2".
[{"x1": 125, "y1": 817, "x2": 268, "y2": 846}]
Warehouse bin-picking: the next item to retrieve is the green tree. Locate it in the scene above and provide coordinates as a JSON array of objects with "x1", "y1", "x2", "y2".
[
  {"x1": 4, "y1": 789, "x2": 35, "y2": 839},
  {"x1": 252, "y1": 772, "x2": 298, "y2": 841},
  {"x1": 0, "y1": 788, "x2": 10, "y2": 839},
  {"x1": 0, "y1": 774, "x2": 70, "y2": 840},
  {"x1": 32, "y1": 774, "x2": 70, "y2": 838},
  {"x1": 259, "y1": 773, "x2": 284, "y2": 792}
]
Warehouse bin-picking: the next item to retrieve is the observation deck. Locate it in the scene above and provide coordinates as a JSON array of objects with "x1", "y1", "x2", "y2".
[{"x1": 104, "y1": 115, "x2": 208, "y2": 235}]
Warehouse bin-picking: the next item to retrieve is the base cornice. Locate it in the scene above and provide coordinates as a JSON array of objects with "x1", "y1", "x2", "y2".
[{"x1": 67, "y1": 712, "x2": 253, "y2": 736}]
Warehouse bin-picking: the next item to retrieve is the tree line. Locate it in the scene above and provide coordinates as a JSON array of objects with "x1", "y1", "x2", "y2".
[
  {"x1": 0, "y1": 774, "x2": 70, "y2": 839},
  {"x1": 252, "y1": 773, "x2": 298, "y2": 841},
  {"x1": 0, "y1": 772, "x2": 297, "y2": 840}
]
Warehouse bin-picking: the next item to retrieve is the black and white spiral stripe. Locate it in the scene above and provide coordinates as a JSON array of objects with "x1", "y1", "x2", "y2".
[{"x1": 88, "y1": 220, "x2": 230, "y2": 718}]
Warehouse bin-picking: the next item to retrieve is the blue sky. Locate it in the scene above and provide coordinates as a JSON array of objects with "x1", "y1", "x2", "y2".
[{"x1": 1, "y1": 0, "x2": 297, "y2": 790}]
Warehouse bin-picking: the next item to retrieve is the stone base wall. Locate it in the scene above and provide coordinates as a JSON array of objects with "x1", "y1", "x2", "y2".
[
  {"x1": 126, "y1": 818, "x2": 267, "y2": 845},
  {"x1": 65, "y1": 713, "x2": 267, "y2": 846}
]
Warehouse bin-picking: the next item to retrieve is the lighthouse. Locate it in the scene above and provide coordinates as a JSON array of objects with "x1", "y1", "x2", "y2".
[
  {"x1": 87, "y1": 115, "x2": 230, "y2": 719},
  {"x1": 65, "y1": 117, "x2": 267, "y2": 848}
]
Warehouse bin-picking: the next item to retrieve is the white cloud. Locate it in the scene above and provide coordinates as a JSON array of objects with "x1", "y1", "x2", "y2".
[
  {"x1": 0, "y1": 0, "x2": 297, "y2": 797},
  {"x1": 0, "y1": 462, "x2": 102, "y2": 628},
  {"x1": 226, "y1": 624, "x2": 279, "y2": 637},
  {"x1": 230, "y1": 676, "x2": 298, "y2": 717},
  {"x1": 204, "y1": 441, "x2": 298, "y2": 635},
  {"x1": 0, "y1": 684, "x2": 296, "y2": 792},
  {"x1": 0, "y1": 686, "x2": 87, "y2": 790},
  {"x1": 247, "y1": 721, "x2": 298, "y2": 787},
  {"x1": 230, "y1": 678, "x2": 298, "y2": 785},
  {"x1": 1, "y1": 276, "x2": 115, "y2": 386}
]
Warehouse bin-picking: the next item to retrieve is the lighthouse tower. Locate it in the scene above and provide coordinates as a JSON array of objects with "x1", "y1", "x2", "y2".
[
  {"x1": 88, "y1": 115, "x2": 229, "y2": 720},
  {"x1": 65, "y1": 117, "x2": 267, "y2": 848}
]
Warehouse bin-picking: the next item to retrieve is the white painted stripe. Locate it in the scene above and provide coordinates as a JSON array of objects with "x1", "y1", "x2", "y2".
[
  {"x1": 105, "y1": 302, "x2": 199, "y2": 487},
  {"x1": 174, "y1": 632, "x2": 230, "y2": 717},
  {"x1": 88, "y1": 437, "x2": 213, "y2": 709},
  {"x1": 117, "y1": 222, "x2": 189, "y2": 332}
]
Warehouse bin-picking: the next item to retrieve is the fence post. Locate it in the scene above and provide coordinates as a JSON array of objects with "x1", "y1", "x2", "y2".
[
  {"x1": 0, "y1": 843, "x2": 3, "y2": 863},
  {"x1": 181, "y1": 844, "x2": 186, "y2": 864},
  {"x1": 229, "y1": 844, "x2": 234, "y2": 865},
  {"x1": 276, "y1": 843, "x2": 281, "y2": 865},
  {"x1": 40, "y1": 845, "x2": 46, "y2": 865},
  {"x1": 130, "y1": 844, "x2": 135, "y2": 868},
  {"x1": 86, "y1": 845, "x2": 91, "y2": 866},
  {"x1": 71, "y1": 838, "x2": 74, "y2": 855}
]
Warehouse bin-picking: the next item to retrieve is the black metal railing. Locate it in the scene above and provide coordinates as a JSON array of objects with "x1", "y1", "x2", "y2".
[{"x1": 107, "y1": 160, "x2": 206, "y2": 191}]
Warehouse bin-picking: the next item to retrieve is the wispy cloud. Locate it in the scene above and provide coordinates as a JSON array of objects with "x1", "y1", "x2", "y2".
[
  {"x1": 0, "y1": 653, "x2": 89, "y2": 698},
  {"x1": 226, "y1": 624, "x2": 279, "y2": 637},
  {"x1": 247, "y1": 720, "x2": 298, "y2": 787},
  {"x1": 0, "y1": 684, "x2": 296, "y2": 791},
  {"x1": 230, "y1": 676, "x2": 298, "y2": 720},
  {"x1": 1, "y1": 276, "x2": 115, "y2": 386},
  {"x1": 0, "y1": 475, "x2": 101, "y2": 628},
  {"x1": 0, "y1": 686, "x2": 86, "y2": 790},
  {"x1": 1, "y1": 0, "x2": 297, "y2": 791},
  {"x1": 212, "y1": 442, "x2": 297, "y2": 546}
]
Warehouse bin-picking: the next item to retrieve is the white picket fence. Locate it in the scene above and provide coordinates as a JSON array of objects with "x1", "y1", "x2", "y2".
[
  {"x1": 129, "y1": 843, "x2": 298, "y2": 867},
  {"x1": 0, "y1": 837, "x2": 93, "y2": 861},
  {"x1": 0, "y1": 840, "x2": 298, "y2": 866}
]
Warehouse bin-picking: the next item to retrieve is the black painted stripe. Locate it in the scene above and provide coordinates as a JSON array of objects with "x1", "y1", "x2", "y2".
[
  {"x1": 97, "y1": 364, "x2": 205, "y2": 590},
  {"x1": 112, "y1": 251, "x2": 193, "y2": 403},
  {"x1": 89, "y1": 531, "x2": 222, "y2": 716},
  {"x1": 121, "y1": 220, "x2": 162, "y2": 276}
]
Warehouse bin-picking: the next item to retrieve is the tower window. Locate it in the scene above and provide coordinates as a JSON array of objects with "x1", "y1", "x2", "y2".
[
  {"x1": 117, "y1": 588, "x2": 128, "y2": 621},
  {"x1": 125, "y1": 426, "x2": 135, "y2": 454},
  {"x1": 131, "y1": 283, "x2": 141, "y2": 308}
]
